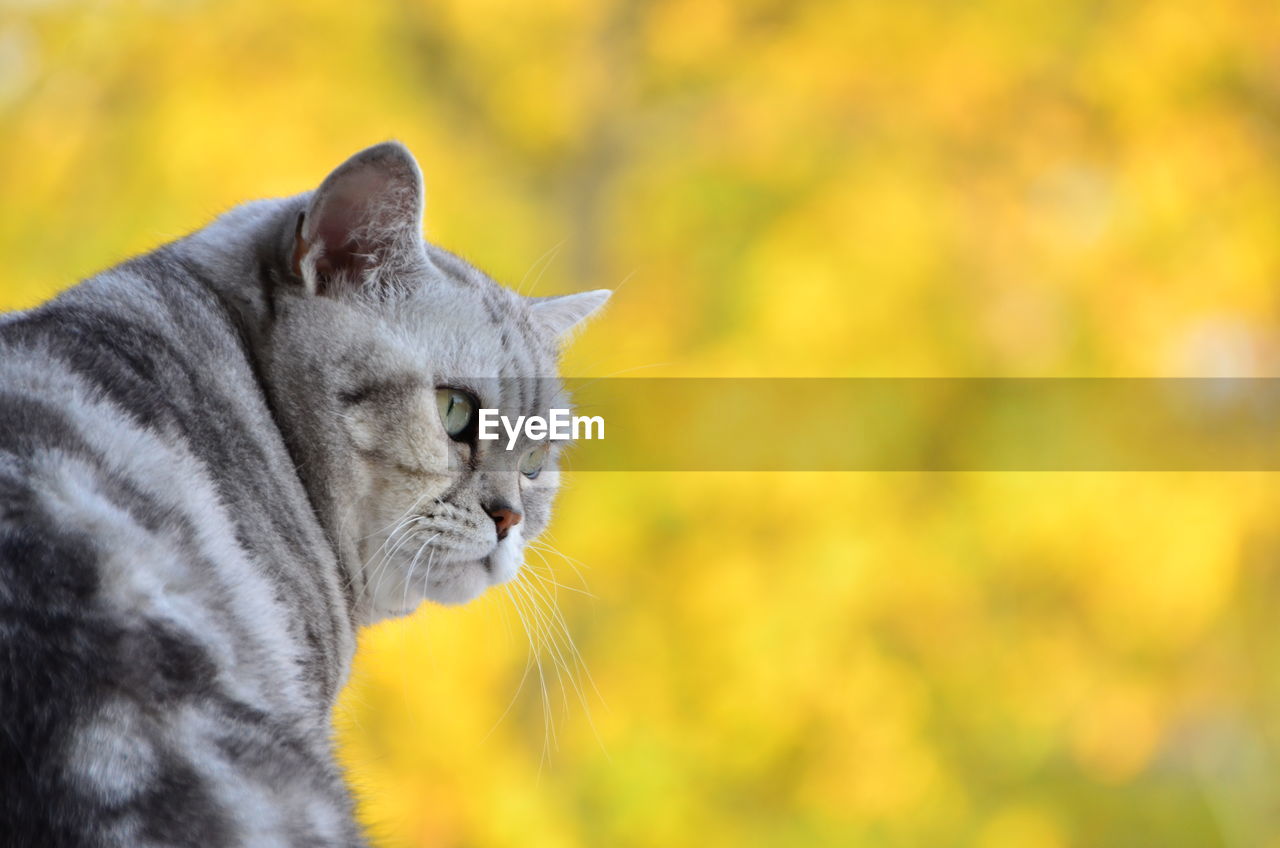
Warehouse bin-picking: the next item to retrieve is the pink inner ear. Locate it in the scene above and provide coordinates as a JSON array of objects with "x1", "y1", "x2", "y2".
[
  {"x1": 298, "y1": 194, "x2": 372, "y2": 293},
  {"x1": 299, "y1": 144, "x2": 424, "y2": 293},
  {"x1": 315, "y1": 170, "x2": 388, "y2": 245},
  {"x1": 314, "y1": 197, "x2": 362, "y2": 255}
]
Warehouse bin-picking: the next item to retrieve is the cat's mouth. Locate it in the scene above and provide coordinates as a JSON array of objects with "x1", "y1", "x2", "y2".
[
  {"x1": 484, "y1": 535, "x2": 523, "y2": 584},
  {"x1": 394, "y1": 538, "x2": 524, "y2": 612},
  {"x1": 418, "y1": 551, "x2": 519, "y2": 606},
  {"x1": 358, "y1": 516, "x2": 525, "y2": 616}
]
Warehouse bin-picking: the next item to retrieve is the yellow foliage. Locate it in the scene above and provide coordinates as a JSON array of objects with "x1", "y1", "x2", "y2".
[{"x1": 3, "y1": 0, "x2": 1279, "y2": 844}]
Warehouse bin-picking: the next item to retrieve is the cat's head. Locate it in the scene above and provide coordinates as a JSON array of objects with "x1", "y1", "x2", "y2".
[{"x1": 262, "y1": 143, "x2": 608, "y2": 621}]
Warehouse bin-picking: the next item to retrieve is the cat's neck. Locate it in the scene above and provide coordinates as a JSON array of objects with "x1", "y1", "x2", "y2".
[
  {"x1": 179, "y1": 195, "x2": 308, "y2": 348},
  {"x1": 174, "y1": 196, "x2": 368, "y2": 628}
]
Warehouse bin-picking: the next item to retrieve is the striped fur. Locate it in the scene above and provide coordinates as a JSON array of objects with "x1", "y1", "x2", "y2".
[{"x1": 0, "y1": 143, "x2": 608, "y2": 846}]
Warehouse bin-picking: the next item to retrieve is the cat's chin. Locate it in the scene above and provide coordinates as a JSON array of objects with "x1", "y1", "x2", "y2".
[
  {"x1": 425, "y1": 549, "x2": 523, "y2": 606},
  {"x1": 421, "y1": 561, "x2": 495, "y2": 606},
  {"x1": 486, "y1": 542, "x2": 523, "y2": 585}
]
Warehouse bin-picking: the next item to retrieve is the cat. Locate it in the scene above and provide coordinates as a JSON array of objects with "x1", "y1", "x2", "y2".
[{"x1": 0, "y1": 142, "x2": 609, "y2": 847}]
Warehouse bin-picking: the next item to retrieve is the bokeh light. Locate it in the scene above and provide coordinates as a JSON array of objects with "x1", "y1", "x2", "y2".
[{"x1": 4, "y1": 1, "x2": 1280, "y2": 844}]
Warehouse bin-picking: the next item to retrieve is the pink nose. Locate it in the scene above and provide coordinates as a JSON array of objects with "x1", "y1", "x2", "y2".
[{"x1": 488, "y1": 506, "x2": 522, "y2": 540}]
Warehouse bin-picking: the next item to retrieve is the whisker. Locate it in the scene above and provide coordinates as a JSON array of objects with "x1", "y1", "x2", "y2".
[
  {"x1": 512, "y1": 577, "x2": 573, "y2": 719},
  {"x1": 527, "y1": 538, "x2": 593, "y2": 591},
  {"x1": 505, "y1": 583, "x2": 556, "y2": 766},
  {"x1": 479, "y1": 602, "x2": 537, "y2": 744},
  {"x1": 525, "y1": 547, "x2": 598, "y2": 599},
  {"x1": 511, "y1": 571, "x2": 610, "y2": 761},
  {"x1": 357, "y1": 516, "x2": 422, "y2": 608},
  {"x1": 357, "y1": 490, "x2": 437, "y2": 543},
  {"x1": 515, "y1": 240, "x2": 564, "y2": 296},
  {"x1": 397, "y1": 544, "x2": 440, "y2": 719},
  {"x1": 519, "y1": 572, "x2": 609, "y2": 723},
  {"x1": 508, "y1": 583, "x2": 567, "y2": 773}
]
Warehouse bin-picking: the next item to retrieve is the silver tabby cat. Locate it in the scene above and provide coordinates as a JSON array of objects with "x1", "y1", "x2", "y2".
[{"x1": 0, "y1": 142, "x2": 609, "y2": 846}]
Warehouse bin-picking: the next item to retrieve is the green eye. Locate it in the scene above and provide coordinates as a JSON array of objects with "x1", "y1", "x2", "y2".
[
  {"x1": 520, "y1": 445, "x2": 548, "y2": 479},
  {"x1": 435, "y1": 388, "x2": 476, "y2": 440}
]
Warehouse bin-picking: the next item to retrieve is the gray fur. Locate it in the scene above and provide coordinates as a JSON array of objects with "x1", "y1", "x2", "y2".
[{"x1": 0, "y1": 142, "x2": 609, "y2": 846}]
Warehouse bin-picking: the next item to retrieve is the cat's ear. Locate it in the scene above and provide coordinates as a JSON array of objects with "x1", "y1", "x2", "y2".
[
  {"x1": 292, "y1": 141, "x2": 425, "y2": 296},
  {"x1": 528, "y1": 289, "x2": 612, "y2": 342}
]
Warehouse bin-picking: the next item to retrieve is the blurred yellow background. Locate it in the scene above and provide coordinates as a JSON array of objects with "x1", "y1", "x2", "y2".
[{"x1": 5, "y1": 1, "x2": 1280, "y2": 845}]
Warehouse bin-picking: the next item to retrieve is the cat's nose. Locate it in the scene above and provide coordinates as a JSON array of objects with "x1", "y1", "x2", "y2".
[{"x1": 486, "y1": 502, "x2": 523, "y2": 541}]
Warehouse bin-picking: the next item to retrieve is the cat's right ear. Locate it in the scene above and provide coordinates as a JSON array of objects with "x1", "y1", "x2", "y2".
[{"x1": 292, "y1": 142, "x2": 425, "y2": 296}]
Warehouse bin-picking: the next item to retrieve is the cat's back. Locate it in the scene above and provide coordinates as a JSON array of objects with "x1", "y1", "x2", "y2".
[{"x1": 0, "y1": 254, "x2": 362, "y2": 847}]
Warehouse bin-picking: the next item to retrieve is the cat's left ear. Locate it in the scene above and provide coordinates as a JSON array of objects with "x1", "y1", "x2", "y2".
[
  {"x1": 528, "y1": 290, "x2": 612, "y2": 342},
  {"x1": 293, "y1": 141, "x2": 425, "y2": 296}
]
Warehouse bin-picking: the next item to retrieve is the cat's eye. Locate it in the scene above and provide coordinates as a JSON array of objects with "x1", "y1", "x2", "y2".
[
  {"x1": 435, "y1": 388, "x2": 477, "y2": 440},
  {"x1": 519, "y1": 444, "x2": 549, "y2": 479}
]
